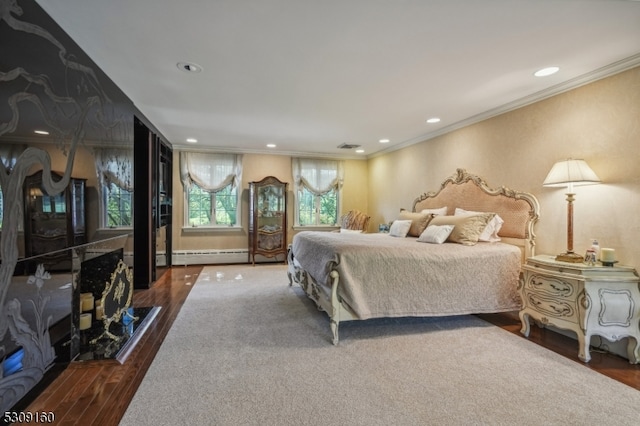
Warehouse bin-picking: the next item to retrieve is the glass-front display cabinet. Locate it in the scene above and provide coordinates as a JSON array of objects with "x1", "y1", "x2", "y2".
[
  {"x1": 23, "y1": 170, "x2": 86, "y2": 271},
  {"x1": 249, "y1": 176, "x2": 288, "y2": 264}
]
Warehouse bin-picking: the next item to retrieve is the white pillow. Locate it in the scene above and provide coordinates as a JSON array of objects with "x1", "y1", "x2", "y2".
[
  {"x1": 454, "y1": 208, "x2": 504, "y2": 242},
  {"x1": 389, "y1": 220, "x2": 412, "y2": 238},
  {"x1": 421, "y1": 206, "x2": 448, "y2": 216},
  {"x1": 417, "y1": 225, "x2": 455, "y2": 244},
  {"x1": 339, "y1": 228, "x2": 362, "y2": 234}
]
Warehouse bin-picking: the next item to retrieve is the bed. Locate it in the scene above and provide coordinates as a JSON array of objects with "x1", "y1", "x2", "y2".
[{"x1": 287, "y1": 169, "x2": 540, "y2": 344}]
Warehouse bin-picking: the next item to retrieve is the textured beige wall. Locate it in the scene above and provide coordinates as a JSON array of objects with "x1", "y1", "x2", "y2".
[
  {"x1": 172, "y1": 154, "x2": 369, "y2": 250},
  {"x1": 341, "y1": 159, "x2": 369, "y2": 220},
  {"x1": 369, "y1": 66, "x2": 640, "y2": 268},
  {"x1": 173, "y1": 154, "x2": 293, "y2": 251},
  {"x1": 19, "y1": 66, "x2": 639, "y2": 269}
]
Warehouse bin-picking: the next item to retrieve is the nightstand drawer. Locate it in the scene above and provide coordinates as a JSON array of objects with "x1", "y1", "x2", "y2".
[
  {"x1": 525, "y1": 273, "x2": 577, "y2": 299},
  {"x1": 520, "y1": 255, "x2": 640, "y2": 363},
  {"x1": 522, "y1": 289, "x2": 578, "y2": 323}
]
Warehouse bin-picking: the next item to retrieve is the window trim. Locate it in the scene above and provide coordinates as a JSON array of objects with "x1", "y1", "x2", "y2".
[
  {"x1": 297, "y1": 187, "x2": 340, "y2": 227},
  {"x1": 292, "y1": 158, "x2": 343, "y2": 227},
  {"x1": 94, "y1": 147, "x2": 134, "y2": 230},
  {"x1": 182, "y1": 183, "x2": 241, "y2": 228},
  {"x1": 181, "y1": 224, "x2": 244, "y2": 233},
  {"x1": 100, "y1": 182, "x2": 133, "y2": 229},
  {"x1": 180, "y1": 151, "x2": 243, "y2": 229}
]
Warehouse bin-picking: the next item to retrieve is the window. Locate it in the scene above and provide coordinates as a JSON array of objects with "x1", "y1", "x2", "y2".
[
  {"x1": 298, "y1": 187, "x2": 338, "y2": 226},
  {"x1": 94, "y1": 148, "x2": 134, "y2": 228},
  {"x1": 187, "y1": 183, "x2": 237, "y2": 226},
  {"x1": 180, "y1": 152, "x2": 243, "y2": 228},
  {"x1": 104, "y1": 182, "x2": 133, "y2": 227},
  {"x1": 292, "y1": 158, "x2": 343, "y2": 227}
]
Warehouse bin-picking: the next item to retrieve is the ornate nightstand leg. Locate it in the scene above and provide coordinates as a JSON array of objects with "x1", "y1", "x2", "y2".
[
  {"x1": 627, "y1": 336, "x2": 640, "y2": 364},
  {"x1": 519, "y1": 310, "x2": 531, "y2": 337},
  {"x1": 578, "y1": 333, "x2": 591, "y2": 363}
]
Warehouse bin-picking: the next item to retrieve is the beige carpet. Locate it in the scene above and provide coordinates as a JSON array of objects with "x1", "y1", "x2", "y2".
[{"x1": 121, "y1": 264, "x2": 640, "y2": 425}]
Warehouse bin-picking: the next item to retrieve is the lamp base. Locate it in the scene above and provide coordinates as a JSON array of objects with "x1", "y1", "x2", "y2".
[{"x1": 555, "y1": 252, "x2": 584, "y2": 263}]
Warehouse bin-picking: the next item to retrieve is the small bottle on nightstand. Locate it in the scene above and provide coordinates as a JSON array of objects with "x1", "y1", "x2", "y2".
[{"x1": 590, "y1": 239, "x2": 600, "y2": 260}]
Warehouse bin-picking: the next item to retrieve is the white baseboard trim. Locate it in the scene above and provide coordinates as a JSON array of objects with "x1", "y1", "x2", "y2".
[{"x1": 172, "y1": 249, "x2": 249, "y2": 265}]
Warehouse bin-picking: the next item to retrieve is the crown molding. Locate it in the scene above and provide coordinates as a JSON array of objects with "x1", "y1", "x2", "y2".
[
  {"x1": 370, "y1": 53, "x2": 640, "y2": 159},
  {"x1": 170, "y1": 143, "x2": 367, "y2": 160}
]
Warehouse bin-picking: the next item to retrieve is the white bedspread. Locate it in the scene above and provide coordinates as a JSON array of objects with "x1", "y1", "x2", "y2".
[{"x1": 291, "y1": 231, "x2": 522, "y2": 320}]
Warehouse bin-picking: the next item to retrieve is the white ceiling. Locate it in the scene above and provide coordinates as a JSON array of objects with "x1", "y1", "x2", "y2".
[{"x1": 36, "y1": 0, "x2": 640, "y2": 158}]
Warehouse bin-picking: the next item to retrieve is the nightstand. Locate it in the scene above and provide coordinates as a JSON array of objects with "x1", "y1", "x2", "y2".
[{"x1": 519, "y1": 255, "x2": 640, "y2": 363}]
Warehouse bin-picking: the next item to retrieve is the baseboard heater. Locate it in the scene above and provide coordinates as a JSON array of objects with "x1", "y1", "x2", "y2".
[{"x1": 172, "y1": 249, "x2": 249, "y2": 265}]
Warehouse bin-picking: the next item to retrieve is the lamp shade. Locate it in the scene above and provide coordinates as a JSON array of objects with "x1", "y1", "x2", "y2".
[{"x1": 543, "y1": 159, "x2": 600, "y2": 188}]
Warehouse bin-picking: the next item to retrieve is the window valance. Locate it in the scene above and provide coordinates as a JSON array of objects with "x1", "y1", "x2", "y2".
[
  {"x1": 94, "y1": 147, "x2": 134, "y2": 192},
  {"x1": 292, "y1": 158, "x2": 344, "y2": 196},
  {"x1": 179, "y1": 152, "x2": 243, "y2": 193}
]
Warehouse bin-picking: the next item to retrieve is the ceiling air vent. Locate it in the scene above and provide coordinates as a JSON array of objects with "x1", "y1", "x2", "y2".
[{"x1": 337, "y1": 143, "x2": 361, "y2": 149}]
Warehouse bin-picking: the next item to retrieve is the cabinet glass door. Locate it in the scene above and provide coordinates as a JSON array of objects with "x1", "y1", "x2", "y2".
[
  {"x1": 257, "y1": 185, "x2": 284, "y2": 249},
  {"x1": 249, "y1": 176, "x2": 287, "y2": 264}
]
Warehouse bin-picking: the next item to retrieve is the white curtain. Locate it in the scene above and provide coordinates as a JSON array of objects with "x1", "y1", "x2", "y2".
[
  {"x1": 179, "y1": 152, "x2": 242, "y2": 192},
  {"x1": 292, "y1": 158, "x2": 344, "y2": 195},
  {"x1": 94, "y1": 147, "x2": 134, "y2": 192},
  {"x1": 292, "y1": 158, "x2": 343, "y2": 226}
]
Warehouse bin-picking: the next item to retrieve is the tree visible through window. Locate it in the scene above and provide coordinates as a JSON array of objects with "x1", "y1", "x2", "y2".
[
  {"x1": 293, "y1": 158, "x2": 343, "y2": 227},
  {"x1": 187, "y1": 183, "x2": 237, "y2": 226},
  {"x1": 95, "y1": 147, "x2": 134, "y2": 228},
  {"x1": 298, "y1": 188, "x2": 337, "y2": 226},
  {"x1": 181, "y1": 151, "x2": 242, "y2": 228},
  {"x1": 104, "y1": 182, "x2": 132, "y2": 227}
]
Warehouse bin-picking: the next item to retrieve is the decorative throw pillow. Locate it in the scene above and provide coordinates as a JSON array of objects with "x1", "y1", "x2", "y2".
[
  {"x1": 398, "y1": 210, "x2": 435, "y2": 237},
  {"x1": 420, "y1": 206, "x2": 448, "y2": 216},
  {"x1": 454, "y1": 208, "x2": 504, "y2": 242},
  {"x1": 417, "y1": 224, "x2": 455, "y2": 244},
  {"x1": 389, "y1": 220, "x2": 413, "y2": 238},
  {"x1": 429, "y1": 213, "x2": 496, "y2": 245}
]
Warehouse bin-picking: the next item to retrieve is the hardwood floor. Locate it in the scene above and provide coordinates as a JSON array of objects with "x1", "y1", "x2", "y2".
[
  {"x1": 13, "y1": 265, "x2": 202, "y2": 426},
  {"x1": 477, "y1": 312, "x2": 640, "y2": 391},
  {"x1": 12, "y1": 266, "x2": 640, "y2": 425}
]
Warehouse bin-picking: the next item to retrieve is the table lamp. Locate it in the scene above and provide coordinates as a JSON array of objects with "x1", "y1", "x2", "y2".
[{"x1": 543, "y1": 159, "x2": 600, "y2": 263}]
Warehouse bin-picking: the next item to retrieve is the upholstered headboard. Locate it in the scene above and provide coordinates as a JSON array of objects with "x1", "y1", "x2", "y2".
[{"x1": 412, "y1": 169, "x2": 540, "y2": 261}]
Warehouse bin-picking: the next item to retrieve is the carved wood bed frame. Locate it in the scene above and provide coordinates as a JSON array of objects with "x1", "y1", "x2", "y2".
[{"x1": 287, "y1": 169, "x2": 540, "y2": 344}]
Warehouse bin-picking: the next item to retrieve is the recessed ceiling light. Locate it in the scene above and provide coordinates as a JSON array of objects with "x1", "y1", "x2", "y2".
[
  {"x1": 34, "y1": 130, "x2": 49, "y2": 135},
  {"x1": 426, "y1": 118, "x2": 441, "y2": 124},
  {"x1": 355, "y1": 149, "x2": 365, "y2": 153},
  {"x1": 266, "y1": 144, "x2": 277, "y2": 148},
  {"x1": 534, "y1": 66, "x2": 559, "y2": 77},
  {"x1": 177, "y1": 62, "x2": 203, "y2": 73},
  {"x1": 379, "y1": 139, "x2": 390, "y2": 144},
  {"x1": 186, "y1": 138, "x2": 198, "y2": 143}
]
